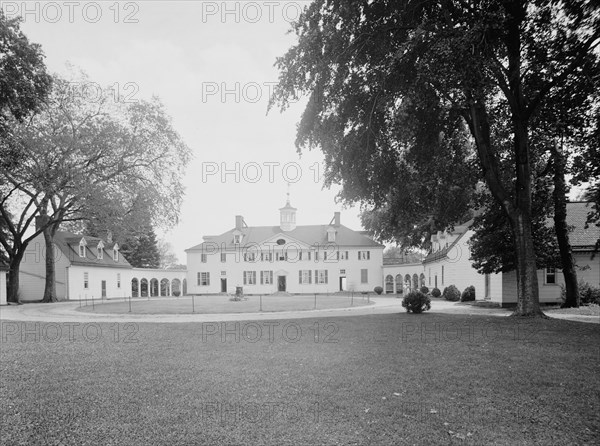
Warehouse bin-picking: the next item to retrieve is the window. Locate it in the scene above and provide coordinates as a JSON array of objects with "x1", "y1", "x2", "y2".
[
  {"x1": 221, "y1": 271, "x2": 226, "y2": 276},
  {"x1": 428, "y1": 268, "x2": 431, "y2": 286},
  {"x1": 221, "y1": 253, "x2": 226, "y2": 263},
  {"x1": 117, "y1": 273, "x2": 121, "y2": 289},
  {"x1": 201, "y1": 254, "x2": 207, "y2": 263},
  {"x1": 339, "y1": 251, "x2": 349, "y2": 260},
  {"x1": 441, "y1": 266, "x2": 444, "y2": 285},
  {"x1": 277, "y1": 251, "x2": 287, "y2": 261},
  {"x1": 315, "y1": 270, "x2": 328, "y2": 284},
  {"x1": 361, "y1": 269, "x2": 368, "y2": 284},
  {"x1": 234, "y1": 234, "x2": 241, "y2": 244},
  {"x1": 261, "y1": 271, "x2": 273, "y2": 284},
  {"x1": 97, "y1": 242, "x2": 104, "y2": 260},
  {"x1": 197, "y1": 272, "x2": 210, "y2": 286},
  {"x1": 545, "y1": 267, "x2": 556, "y2": 284},
  {"x1": 299, "y1": 270, "x2": 312, "y2": 284},
  {"x1": 113, "y1": 248, "x2": 119, "y2": 262},
  {"x1": 84, "y1": 272, "x2": 89, "y2": 289},
  {"x1": 262, "y1": 252, "x2": 273, "y2": 262},
  {"x1": 243, "y1": 252, "x2": 256, "y2": 262},
  {"x1": 79, "y1": 243, "x2": 86, "y2": 258},
  {"x1": 243, "y1": 271, "x2": 256, "y2": 285},
  {"x1": 340, "y1": 269, "x2": 346, "y2": 275},
  {"x1": 358, "y1": 251, "x2": 370, "y2": 260}
]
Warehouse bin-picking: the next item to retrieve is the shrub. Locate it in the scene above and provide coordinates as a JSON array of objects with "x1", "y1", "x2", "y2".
[
  {"x1": 431, "y1": 287, "x2": 441, "y2": 298},
  {"x1": 461, "y1": 285, "x2": 476, "y2": 302},
  {"x1": 173, "y1": 290, "x2": 181, "y2": 297},
  {"x1": 402, "y1": 290, "x2": 431, "y2": 314},
  {"x1": 420, "y1": 286, "x2": 429, "y2": 295},
  {"x1": 374, "y1": 286, "x2": 383, "y2": 295},
  {"x1": 443, "y1": 285, "x2": 461, "y2": 302},
  {"x1": 560, "y1": 281, "x2": 600, "y2": 306}
]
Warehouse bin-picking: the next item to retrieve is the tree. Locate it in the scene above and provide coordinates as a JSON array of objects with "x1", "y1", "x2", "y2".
[
  {"x1": 383, "y1": 246, "x2": 424, "y2": 264},
  {"x1": 0, "y1": 9, "x2": 52, "y2": 156},
  {"x1": 271, "y1": 0, "x2": 599, "y2": 317},
  {"x1": 157, "y1": 239, "x2": 179, "y2": 269},
  {"x1": 120, "y1": 226, "x2": 160, "y2": 269},
  {"x1": 1, "y1": 74, "x2": 191, "y2": 303}
]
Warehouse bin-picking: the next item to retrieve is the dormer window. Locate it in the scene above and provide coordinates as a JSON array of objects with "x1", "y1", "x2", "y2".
[
  {"x1": 234, "y1": 234, "x2": 241, "y2": 244},
  {"x1": 97, "y1": 241, "x2": 104, "y2": 260},
  {"x1": 78, "y1": 239, "x2": 87, "y2": 258},
  {"x1": 113, "y1": 243, "x2": 119, "y2": 262},
  {"x1": 327, "y1": 227, "x2": 336, "y2": 242}
]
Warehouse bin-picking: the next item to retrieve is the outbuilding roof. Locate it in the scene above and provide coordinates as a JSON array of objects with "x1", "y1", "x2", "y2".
[{"x1": 53, "y1": 231, "x2": 132, "y2": 269}]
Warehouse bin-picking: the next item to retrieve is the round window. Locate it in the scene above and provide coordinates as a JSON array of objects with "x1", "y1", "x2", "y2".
[{"x1": 276, "y1": 238, "x2": 285, "y2": 245}]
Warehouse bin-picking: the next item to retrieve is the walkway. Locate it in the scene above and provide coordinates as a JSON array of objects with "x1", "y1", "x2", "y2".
[{"x1": 0, "y1": 297, "x2": 596, "y2": 324}]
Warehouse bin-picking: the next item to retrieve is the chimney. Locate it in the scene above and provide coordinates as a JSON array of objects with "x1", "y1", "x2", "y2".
[
  {"x1": 235, "y1": 215, "x2": 244, "y2": 230},
  {"x1": 334, "y1": 212, "x2": 340, "y2": 226}
]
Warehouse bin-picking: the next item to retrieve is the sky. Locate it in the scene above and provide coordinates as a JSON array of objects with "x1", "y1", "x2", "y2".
[{"x1": 7, "y1": 0, "x2": 368, "y2": 262}]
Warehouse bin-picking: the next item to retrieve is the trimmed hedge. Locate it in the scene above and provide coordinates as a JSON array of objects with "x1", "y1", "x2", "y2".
[
  {"x1": 402, "y1": 290, "x2": 431, "y2": 314},
  {"x1": 374, "y1": 286, "x2": 383, "y2": 295},
  {"x1": 420, "y1": 286, "x2": 430, "y2": 295},
  {"x1": 431, "y1": 287, "x2": 441, "y2": 298},
  {"x1": 461, "y1": 285, "x2": 476, "y2": 302},
  {"x1": 443, "y1": 285, "x2": 461, "y2": 302}
]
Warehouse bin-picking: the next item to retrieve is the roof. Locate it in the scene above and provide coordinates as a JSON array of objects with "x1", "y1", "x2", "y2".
[
  {"x1": 564, "y1": 202, "x2": 599, "y2": 250},
  {"x1": 186, "y1": 224, "x2": 383, "y2": 252},
  {"x1": 53, "y1": 231, "x2": 132, "y2": 269},
  {"x1": 383, "y1": 257, "x2": 421, "y2": 266},
  {"x1": 423, "y1": 202, "x2": 599, "y2": 264}
]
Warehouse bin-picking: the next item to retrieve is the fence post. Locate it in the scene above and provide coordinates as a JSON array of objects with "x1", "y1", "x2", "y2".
[
  {"x1": 128, "y1": 294, "x2": 132, "y2": 313},
  {"x1": 192, "y1": 294, "x2": 195, "y2": 313}
]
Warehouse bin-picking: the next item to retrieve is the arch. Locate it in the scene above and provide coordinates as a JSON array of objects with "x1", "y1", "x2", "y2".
[
  {"x1": 160, "y1": 278, "x2": 170, "y2": 296},
  {"x1": 150, "y1": 278, "x2": 159, "y2": 297},
  {"x1": 182, "y1": 278, "x2": 187, "y2": 295},
  {"x1": 385, "y1": 275, "x2": 394, "y2": 294},
  {"x1": 395, "y1": 275, "x2": 403, "y2": 294},
  {"x1": 131, "y1": 278, "x2": 139, "y2": 298},
  {"x1": 404, "y1": 274, "x2": 411, "y2": 293},
  {"x1": 420, "y1": 273, "x2": 426, "y2": 288},
  {"x1": 172, "y1": 278, "x2": 181, "y2": 297},
  {"x1": 412, "y1": 274, "x2": 419, "y2": 290},
  {"x1": 140, "y1": 278, "x2": 148, "y2": 297}
]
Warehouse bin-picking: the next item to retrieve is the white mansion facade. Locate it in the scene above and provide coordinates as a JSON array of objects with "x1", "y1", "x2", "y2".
[{"x1": 185, "y1": 200, "x2": 384, "y2": 295}]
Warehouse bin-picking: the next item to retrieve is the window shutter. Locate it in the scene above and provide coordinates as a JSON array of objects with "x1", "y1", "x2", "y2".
[{"x1": 325, "y1": 270, "x2": 328, "y2": 284}]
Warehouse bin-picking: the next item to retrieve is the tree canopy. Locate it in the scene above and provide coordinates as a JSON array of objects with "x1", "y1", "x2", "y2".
[{"x1": 271, "y1": 0, "x2": 599, "y2": 316}]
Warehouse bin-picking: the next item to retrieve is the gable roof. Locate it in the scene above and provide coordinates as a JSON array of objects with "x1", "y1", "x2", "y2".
[
  {"x1": 186, "y1": 224, "x2": 383, "y2": 252},
  {"x1": 564, "y1": 202, "x2": 599, "y2": 250},
  {"x1": 53, "y1": 231, "x2": 132, "y2": 269}
]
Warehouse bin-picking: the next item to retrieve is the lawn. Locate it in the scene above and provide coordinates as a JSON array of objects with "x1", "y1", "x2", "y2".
[
  {"x1": 76, "y1": 294, "x2": 373, "y2": 314},
  {"x1": 1, "y1": 313, "x2": 599, "y2": 445}
]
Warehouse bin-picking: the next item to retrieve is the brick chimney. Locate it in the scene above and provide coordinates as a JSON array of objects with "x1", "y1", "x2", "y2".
[
  {"x1": 334, "y1": 212, "x2": 340, "y2": 226},
  {"x1": 235, "y1": 215, "x2": 244, "y2": 230}
]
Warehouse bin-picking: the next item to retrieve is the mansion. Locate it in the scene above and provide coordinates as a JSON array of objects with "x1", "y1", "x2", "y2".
[{"x1": 185, "y1": 199, "x2": 384, "y2": 295}]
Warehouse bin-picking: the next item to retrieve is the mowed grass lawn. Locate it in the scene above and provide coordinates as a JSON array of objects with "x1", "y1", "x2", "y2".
[
  {"x1": 1, "y1": 313, "x2": 599, "y2": 445},
  {"x1": 76, "y1": 294, "x2": 373, "y2": 314}
]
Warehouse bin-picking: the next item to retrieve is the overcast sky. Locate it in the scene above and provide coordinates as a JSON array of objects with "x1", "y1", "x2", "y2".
[{"x1": 10, "y1": 1, "x2": 367, "y2": 261}]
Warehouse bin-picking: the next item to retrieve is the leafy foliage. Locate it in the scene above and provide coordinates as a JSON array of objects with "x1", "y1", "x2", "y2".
[
  {"x1": 402, "y1": 290, "x2": 431, "y2": 314},
  {"x1": 420, "y1": 286, "x2": 429, "y2": 295},
  {"x1": 120, "y1": 226, "x2": 161, "y2": 269},
  {"x1": 443, "y1": 285, "x2": 461, "y2": 302},
  {"x1": 561, "y1": 281, "x2": 600, "y2": 306},
  {"x1": 431, "y1": 287, "x2": 441, "y2": 298},
  {"x1": 461, "y1": 286, "x2": 476, "y2": 302}
]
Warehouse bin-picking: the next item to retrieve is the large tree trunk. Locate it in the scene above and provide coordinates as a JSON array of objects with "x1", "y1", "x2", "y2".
[
  {"x1": 509, "y1": 210, "x2": 545, "y2": 316},
  {"x1": 7, "y1": 248, "x2": 24, "y2": 304},
  {"x1": 552, "y1": 145, "x2": 579, "y2": 308},
  {"x1": 41, "y1": 219, "x2": 58, "y2": 303}
]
